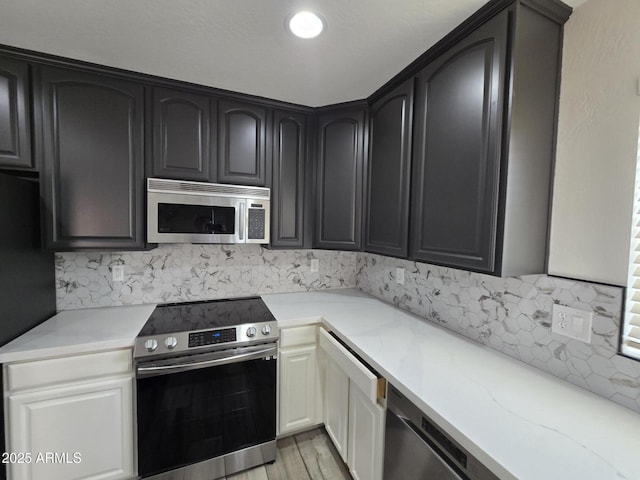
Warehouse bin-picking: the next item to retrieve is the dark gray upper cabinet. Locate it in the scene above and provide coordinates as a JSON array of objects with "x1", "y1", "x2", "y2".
[
  {"x1": 36, "y1": 66, "x2": 145, "y2": 250},
  {"x1": 410, "y1": 11, "x2": 508, "y2": 272},
  {"x1": 365, "y1": 78, "x2": 413, "y2": 258},
  {"x1": 271, "y1": 110, "x2": 307, "y2": 248},
  {"x1": 0, "y1": 57, "x2": 33, "y2": 170},
  {"x1": 218, "y1": 100, "x2": 268, "y2": 186},
  {"x1": 151, "y1": 87, "x2": 215, "y2": 182},
  {"x1": 409, "y1": 1, "x2": 568, "y2": 276},
  {"x1": 497, "y1": 1, "x2": 566, "y2": 277},
  {"x1": 315, "y1": 106, "x2": 366, "y2": 250}
]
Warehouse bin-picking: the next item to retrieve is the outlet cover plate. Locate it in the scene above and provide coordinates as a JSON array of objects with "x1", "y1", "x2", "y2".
[
  {"x1": 551, "y1": 304, "x2": 593, "y2": 343},
  {"x1": 112, "y1": 265, "x2": 125, "y2": 282},
  {"x1": 395, "y1": 267, "x2": 405, "y2": 285},
  {"x1": 310, "y1": 259, "x2": 319, "y2": 273}
]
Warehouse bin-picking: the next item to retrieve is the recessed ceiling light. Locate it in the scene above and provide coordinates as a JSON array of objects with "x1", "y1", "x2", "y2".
[{"x1": 288, "y1": 11, "x2": 324, "y2": 39}]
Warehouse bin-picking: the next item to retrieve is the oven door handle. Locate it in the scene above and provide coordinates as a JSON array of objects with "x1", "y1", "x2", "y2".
[{"x1": 136, "y1": 345, "x2": 277, "y2": 378}]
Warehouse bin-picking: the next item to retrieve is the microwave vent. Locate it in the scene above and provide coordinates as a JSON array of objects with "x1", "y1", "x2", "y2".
[{"x1": 148, "y1": 178, "x2": 270, "y2": 200}]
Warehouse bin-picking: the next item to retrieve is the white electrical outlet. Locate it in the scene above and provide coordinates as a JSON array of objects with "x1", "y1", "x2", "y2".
[
  {"x1": 112, "y1": 265, "x2": 125, "y2": 282},
  {"x1": 396, "y1": 267, "x2": 405, "y2": 285},
  {"x1": 310, "y1": 259, "x2": 319, "y2": 273},
  {"x1": 551, "y1": 304, "x2": 593, "y2": 343}
]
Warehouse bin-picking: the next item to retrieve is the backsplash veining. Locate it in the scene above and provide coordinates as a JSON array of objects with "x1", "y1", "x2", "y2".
[
  {"x1": 56, "y1": 245, "x2": 357, "y2": 310},
  {"x1": 356, "y1": 252, "x2": 640, "y2": 413}
]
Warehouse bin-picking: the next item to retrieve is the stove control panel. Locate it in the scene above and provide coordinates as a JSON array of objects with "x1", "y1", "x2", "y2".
[
  {"x1": 188, "y1": 328, "x2": 237, "y2": 347},
  {"x1": 134, "y1": 321, "x2": 279, "y2": 360}
]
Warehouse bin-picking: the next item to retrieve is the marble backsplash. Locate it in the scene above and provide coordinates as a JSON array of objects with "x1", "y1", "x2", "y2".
[
  {"x1": 56, "y1": 245, "x2": 357, "y2": 310},
  {"x1": 55, "y1": 245, "x2": 640, "y2": 412},
  {"x1": 356, "y1": 252, "x2": 640, "y2": 413}
]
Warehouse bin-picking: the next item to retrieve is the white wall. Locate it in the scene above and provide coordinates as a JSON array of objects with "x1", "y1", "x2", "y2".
[{"x1": 549, "y1": 0, "x2": 640, "y2": 286}]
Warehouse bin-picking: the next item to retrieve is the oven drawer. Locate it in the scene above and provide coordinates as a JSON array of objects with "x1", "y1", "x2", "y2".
[
  {"x1": 6, "y1": 349, "x2": 132, "y2": 392},
  {"x1": 319, "y1": 328, "x2": 385, "y2": 403},
  {"x1": 280, "y1": 325, "x2": 317, "y2": 348}
]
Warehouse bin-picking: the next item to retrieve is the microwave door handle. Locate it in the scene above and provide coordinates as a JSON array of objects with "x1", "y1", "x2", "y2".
[{"x1": 239, "y1": 202, "x2": 245, "y2": 241}]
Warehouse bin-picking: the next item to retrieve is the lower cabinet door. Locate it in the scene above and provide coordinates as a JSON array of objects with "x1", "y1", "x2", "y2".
[
  {"x1": 348, "y1": 382, "x2": 385, "y2": 480},
  {"x1": 7, "y1": 376, "x2": 134, "y2": 480},
  {"x1": 279, "y1": 345, "x2": 321, "y2": 435},
  {"x1": 323, "y1": 356, "x2": 350, "y2": 462}
]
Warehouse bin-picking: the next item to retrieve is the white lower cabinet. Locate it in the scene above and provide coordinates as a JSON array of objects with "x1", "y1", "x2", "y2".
[
  {"x1": 347, "y1": 382, "x2": 385, "y2": 480},
  {"x1": 323, "y1": 356, "x2": 350, "y2": 462},
  {"x1": 279, "y1": 345, "x2": 320, "y2": 434},
  {"x1": 279, "y1": 324, "x2": 386, "y2": 480},
  {"x1": 278, "y1": 325, "x2": 322, "y2": 436},
  {"x1": 4, "y1": 350, "x2": 135, "y2": 480},
  {"x1": 318, "y1": 328, "x2": 386, "y2": 480}
]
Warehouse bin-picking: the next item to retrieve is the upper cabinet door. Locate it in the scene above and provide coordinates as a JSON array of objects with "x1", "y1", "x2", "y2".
[
  {"x1": 365, "y1": 79, "x2": 413, "y2": 258},
  {"x1": 218, "y1": 100, "x2": 267, "y2": 186},
  {"x1": 151, "y1": 87, "x2": 214, "y2": 182},
  {"x1": 315, "y1": 107, "x2": 365, "y2": 251},
  {"x1": 410, "y1": 11, "x2": 508, "y2": 272},
  {"x1": 0, "y1": 57, "x2": 33, "y2": 170},
  {"x1": 37, "y1": 66, "x2": 145, "y2": 250},
  {"x1": 271, "y1": 110, "x2": 307, "y2": 248}
]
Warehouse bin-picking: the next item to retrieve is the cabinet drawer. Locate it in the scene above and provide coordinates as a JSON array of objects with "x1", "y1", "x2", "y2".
[
  {"x1": 280, "y1": 325, "x2": 317, "y2": 348},
  {"x1": 6, "y1": 349, "x2": 132, "y2": 392},
  {"x1": 319, "y1": 328, "x2": 385, "y2": 404}
]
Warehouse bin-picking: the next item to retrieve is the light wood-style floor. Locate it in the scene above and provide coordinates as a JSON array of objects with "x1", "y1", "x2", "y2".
[{"x1": 226, "y1": 428, "x2": 352, "y2": 480}]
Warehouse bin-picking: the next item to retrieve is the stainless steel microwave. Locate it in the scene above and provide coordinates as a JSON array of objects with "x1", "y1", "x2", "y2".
[{"x1": 147, "y1": 178, "x2": 270, "y2": 244}]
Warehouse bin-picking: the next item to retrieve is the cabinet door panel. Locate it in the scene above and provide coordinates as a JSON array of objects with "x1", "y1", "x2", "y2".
[
  {"x1": 279, "y1": 345, "x2": 320, "y2": 435},
  {"x1": 365, "y1": 79, "x2": 413, "y2": 257},
  {"x1": 315, "y1": 108, "x2": 365, "y2": 250},
  {"x1": 218, "y1": 100, "x2": 267, "y2": 186},
  {"x1": 323, "y1": 356, "x2": 350, "y2": 462},
  {"x1": 8, "y1": 377, "x2": 134, "y2": 480},
  {"x1": 348, "y1": 383, "x2": 385, "y2": 480},
  {"x1": 0, "y1": 56, "x2": 32, "y2": 170},
  {"x1": 37, "y1": 66, "x2": 145, "y2": 250},
  {"x1": 272, "y1": 110, "x2": 306, "y2": 247},
  {"x1": 410, "y1": 12, "x2": 508, "y2": 272},
  {"x1": 152, "y1": 87, "x2": 212, "y2": 181}
]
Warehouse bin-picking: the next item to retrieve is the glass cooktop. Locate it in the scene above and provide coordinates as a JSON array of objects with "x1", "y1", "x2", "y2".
[{"x1": 138, "y1": 296, "x2": 276, "y2": 336}]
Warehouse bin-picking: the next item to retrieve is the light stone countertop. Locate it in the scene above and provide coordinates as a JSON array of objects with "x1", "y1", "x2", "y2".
[
  {"x1": 262, "y1": 289, "x2": 640, "y2": 480},
  {"x1": 2, "y1": 289, "x2": 638, "y2": 479},
  {"x1": 0, "y1": 304, "x2": 156, "y2": 363}
]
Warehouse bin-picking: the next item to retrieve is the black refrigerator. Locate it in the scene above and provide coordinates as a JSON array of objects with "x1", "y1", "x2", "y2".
[
  {"x1": 0, "y1": 172, "x2": 56, "y2": 343},
  {"x1": 0, "y1": 172, "x2": 56, "y2": 479}
]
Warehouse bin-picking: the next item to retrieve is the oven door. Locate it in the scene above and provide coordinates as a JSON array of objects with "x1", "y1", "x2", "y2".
[
  {"x1": 147, "y1": 191, "x2": 244, "y2": 244},
  {"x1": 136, "y1": 344, "x2": 277, "y2": 479}
]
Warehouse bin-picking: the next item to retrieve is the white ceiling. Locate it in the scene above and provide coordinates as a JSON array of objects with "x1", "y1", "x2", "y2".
[{"x1": 0, "y1": 0, "x2": 588, "y2": 107}]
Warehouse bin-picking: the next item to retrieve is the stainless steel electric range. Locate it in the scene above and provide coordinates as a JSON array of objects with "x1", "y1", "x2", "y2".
[{"x1": 133, "y1": 296, "x2": 279, "y2": 480}]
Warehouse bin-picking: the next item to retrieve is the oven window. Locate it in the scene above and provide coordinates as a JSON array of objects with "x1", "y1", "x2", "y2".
[
  {"x1": 136, "y1": 357, "x2": 276, "y2": 478},
  {"x1": 157, "y1": 203, "x2": 235, "y2": 234}
]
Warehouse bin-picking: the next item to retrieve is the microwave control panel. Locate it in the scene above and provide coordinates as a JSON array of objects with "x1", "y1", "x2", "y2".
[{"x1": 248, "y1": 207, "x2": 266, "y2": 240}]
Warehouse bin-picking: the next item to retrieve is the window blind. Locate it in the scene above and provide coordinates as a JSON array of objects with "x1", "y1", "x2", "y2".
[{"x1": 623, "y1": 126, "x2": 640, "y2": 359}]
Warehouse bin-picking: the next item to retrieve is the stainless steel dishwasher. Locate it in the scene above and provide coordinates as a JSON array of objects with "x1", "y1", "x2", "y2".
[{"x1": 384, "y1": 385, "x2": 499, "y2": 480}]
